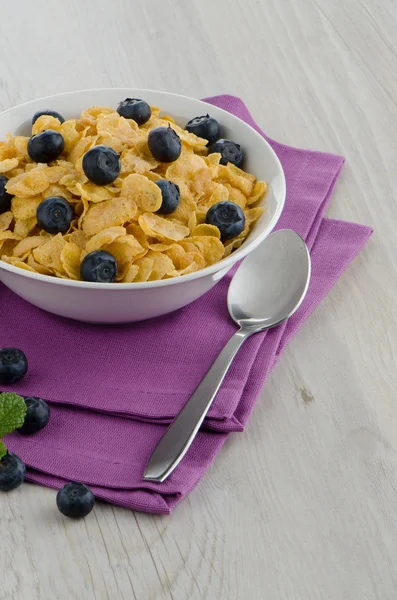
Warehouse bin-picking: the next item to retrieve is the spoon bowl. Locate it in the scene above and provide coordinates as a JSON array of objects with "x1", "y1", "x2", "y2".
[{"x1": 228, "y1": 229, "x2": 311, "y2": 330}]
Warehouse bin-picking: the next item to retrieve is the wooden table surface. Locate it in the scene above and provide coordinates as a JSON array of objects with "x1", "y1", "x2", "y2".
[{"x1": 1, "y1": 1, "x2": 396, "y2": 599}]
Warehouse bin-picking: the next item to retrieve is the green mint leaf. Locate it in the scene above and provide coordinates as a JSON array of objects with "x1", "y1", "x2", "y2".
[
  {"x1": 0, "y1": 440, "x2": 6, "y2": 460},
  {"x1": 0, "y1": 392, "x2": 27, "y2": 438}
]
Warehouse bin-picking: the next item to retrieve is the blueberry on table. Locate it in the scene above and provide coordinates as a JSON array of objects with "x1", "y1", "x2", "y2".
[
  {"x1": 207, "y1": 139, "x2": 243, "y2": 167},
  {"x1": 0, "y1": 348, "x2": 28, "y2": 385},
  {"x1": 80, "y1": 250, "x2": 118, "y2": 283},
  {"x1": 82, "y1": 145, "x2": 121, "y2": 185},
  {"x1": 27, "y1": 129, "x2": 65, "y2": 163},
  {"x1": 117, "y1": 98, "x2": 152, "y2": 126},
  {"x1": 148, "y1": 126, "x2": 182, "y2": 163},
  {"x1": 18, "y1": 397, "x2": 50, "y2": 435},
  {"x1": 0, "y1": 452, "x2": 26, "y2": 492},
  {"x1": 205, "y1": 201, "x2": 246, "y2": 241},
  {"x1": 56, "y1": 482, "x2": 95, "y2": 518},
  {"x1": 185, "y1": 115, "x2": 220, "y2": 144},
  {"x1": 37, "y1": 196, "x2": 74, "y2": 234},
  {"x1": 0, "y1": 175, "x2": 12, "y2": 214},
  {"x1": 155, "y1": 180, "x2": 180, "y2": 214},
  {"x1": 32, "y1": 109, "x2": 65, "y2": 125}
]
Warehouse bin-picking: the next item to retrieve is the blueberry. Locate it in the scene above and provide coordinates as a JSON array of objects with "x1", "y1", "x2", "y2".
[
  {"x1": 0, "y1": 348, "x2": 28, "y2": 385},
  {"x1": 117, "y1": 98, "x2": 151, "y2": 126},
  {"x1": 205, "y1": 201, "x2": 246, "y2": 241},
  {"x1": 148, "y1": 126, "x2": 182, "y2": 163},
  {"x1": 82, "y1": 145, "x2": 121, "y2": 185},
  {"x1": 56, "y1": 482, "x2": 95, "y2": 519},
  {"x1": 32, "y1": 109, "x2": 65, "y2": 125},
  {"x1": 0, "y1": 175, "x2": 12, "y2": 214},
  {"x1": 185, "y1": 115, "x2": 220, "y2": 144},
  {"x1": 18, "y1": 397, "x2": 50, "y2": 435},
  {"x1": 27, "y1": 129, "x2": 65, "y2": 163},
  {"x1": 80, "y1": 250, "x2": 118, "y2": 283},
  {"x1": 155, "y1": 180, "x2": 180, "y2": 214},
  {"x1": 0, "y1": 452, "x2": 26, "y2": 492},
  {"x1": 207, "y1": 139, "x2": 243, "y2": 167},
  {"x1": 37, "y1": 196, "x2": 74, "y2": 234}
]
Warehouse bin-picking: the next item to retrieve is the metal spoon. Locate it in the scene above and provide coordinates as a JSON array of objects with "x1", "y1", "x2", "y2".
[{"x1": 144, "y1": 229, "x2": 311, "y2": 483}]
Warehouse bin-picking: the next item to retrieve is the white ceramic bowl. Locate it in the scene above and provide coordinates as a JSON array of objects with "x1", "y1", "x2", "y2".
[{"x1": 0, "y1": 89, "x2": 285, "y2": 323}]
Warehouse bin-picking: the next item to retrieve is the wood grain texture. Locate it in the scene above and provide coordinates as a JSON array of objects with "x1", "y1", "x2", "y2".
[{"x1": 0, "y1": 0, "x2": 396, "y2": 598}]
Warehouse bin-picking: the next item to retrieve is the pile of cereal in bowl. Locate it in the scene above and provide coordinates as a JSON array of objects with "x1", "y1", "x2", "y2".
[{"x1": 0, "y1": 99, "x2": 267, "y2": 283}]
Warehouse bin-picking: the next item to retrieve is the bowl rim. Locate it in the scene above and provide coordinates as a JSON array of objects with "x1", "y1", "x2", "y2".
[{"x1": 0, "y1": 87, "x2": 286, "y2": 290}]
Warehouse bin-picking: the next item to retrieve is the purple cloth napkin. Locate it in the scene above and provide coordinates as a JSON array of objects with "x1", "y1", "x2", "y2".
[{"x1": 4, "y1": 95, "x2": 372, "y2": 514}]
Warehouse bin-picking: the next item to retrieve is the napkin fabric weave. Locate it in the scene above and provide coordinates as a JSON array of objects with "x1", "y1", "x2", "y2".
[{"x1": 4, "y1": 95, "x2": 372, "y2": 514}]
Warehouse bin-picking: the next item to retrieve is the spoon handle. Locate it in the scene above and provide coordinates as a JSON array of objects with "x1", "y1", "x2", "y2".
[{"x1": 144, "y1": 328, "x2": 251, "y2": 482}]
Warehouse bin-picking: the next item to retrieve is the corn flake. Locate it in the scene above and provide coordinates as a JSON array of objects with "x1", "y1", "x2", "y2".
[
  {"x1": 80, "y1": 106, "x2": 117, "y2": 127},
  {"x1": 133, "y1": 256, "x2": 154, "y2": 282},
  {"x1": 139, "y1": 212, "x2": 189, "y2": 242},
  {"x1": 121, "y1": 264, "x2": 139, "y2": 283},
  {"x1": 82, "y1": 196, "x2": 137, "y2": 236},
  {"x1": 106, "y1": 236, "x2": 145, "y2": 279},
  {"x1": 77, "y1": 197, "x2": 90, "y2": 229},
  {"x1": 59, "y1": 120, "x2": 81, "y2": 154},
  {"x1": 121, "y1": 148, "x2": 159, "y2": 175},
  {"x1": 14, "y1": 217, "x2": 37, "y2": 238},
  {"x1": 247, "y1": 180, "x2": 267, "y2": 205},
  {"x1": 6, "y1": 169, "x2": 50, "y2": 197},
  {"x1": 149, "y1": 243, "x2": 174, "y2": 252},
  {"x1": 85, "y1": 226, "x2": 127, "y2": 253},
  {"x1": 43, "y1": 162, "x2": 73, "y2": 184},
  {"x1": 187, "y1": 236, "x2": 225, "y2": 265},
  {"x1": 1, "y1": 255, "x2": 36, "y2": 272},
  {"x1": 43, "y1": 185, "x2": 73, "y2": 203},
  {"x1": 121, "y1": 174, "x2": 162, "y2": 212},
  {"x1": 61, "y1": 242, "x2": 81, "y2": 279},
  {"x1": 216, "y1": 164, "x2": 255, "y2": 197},
  {"x1": 166, "y1": 154, "x2": 207, "y2": 183},
  {"x1": 11, "y1": 196, "x2": 42, "y2": 220},
  {"x1": 68, "y1": 135, "x2": 98, "y2": 164},
  {"x1": 224, "y1": 184, "x2": 247, "y2": 209},
  {"x1": 1, "y1": 240, "x2": 18, "y2": 257},
  {"x1": 165, "y1": 187, "x2": 196, "y2": 225},
  {"x1": 96, "y1": 114, "x2": 139, "y2": 147},
  {"x1": 146, "y1": 251, "x2": 175, "y2": 280},
  {"x1": 125, "y1": 223, "x2": 149, "y2": 248},
  {"x1": 0, "y1": 231, "x2": 21, "y2": 251},
  {"x1": 33, "y1": 233, "x2": 66, "y2": 272},
  {"x1": 76, "y1": 181, "x2": 115, "y2": 203},
  {"x1": 245, "y1": 207, "x2": 265, "y2": 225},
  {"x1": 0, "y1": 212, "x2": 13, "y2": 233},
  {"x1": 191, "y1": 224, "x2": 221, "y2": 239},
  {"x1": 27, "y1": 253, "x2": 53, "y2": 275},
  {"x1": 32, "y1": 115, "x2": 62, "y2": 135},
  {"x1": 0, "y1": 158, "x2": 19, "y2": 173},
  {"x1": 164, "y1": 243, "x2": 186, "y2": 266},
  {"x1": 67, "y1": 229, "x2": 88, "y2": 250},
  {"x1": 0, "y1": 143, "x2": 16, "y2": 161},
  {"x1": 13, "y1": 236, "x2": 47, "y2": 258},
  {"x1": 187, "y1": 211, "x2": 197, "y2": 231}
]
